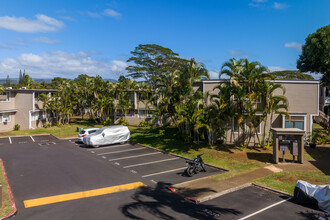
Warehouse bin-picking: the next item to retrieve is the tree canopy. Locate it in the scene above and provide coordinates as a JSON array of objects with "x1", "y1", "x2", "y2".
[
  {"x1": 297, "y1": 25, "x2": 330, "y2": 86},
  {"x1": 270, "y1": 70, "x2": 314, "y2": 80},
  {"x1": 126, "y1": 44, "x2": 187, "y2": 88}
]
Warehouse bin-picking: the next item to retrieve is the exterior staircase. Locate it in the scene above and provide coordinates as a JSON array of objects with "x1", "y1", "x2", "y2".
[{"x1": 314, "y1": 110, "x2": 330, "y2": 132}]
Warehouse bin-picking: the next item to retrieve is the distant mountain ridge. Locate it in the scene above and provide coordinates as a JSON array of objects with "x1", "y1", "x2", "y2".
[{"x1": 0, "y1": 78, "x2": 117, "y2": 85}]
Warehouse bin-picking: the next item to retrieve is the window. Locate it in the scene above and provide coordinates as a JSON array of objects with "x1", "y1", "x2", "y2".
[
  {"x1": 233, "y1": 118, "x2": 261, "y2": 133},
  {"x1": 34, "y1": 92, "x2": 40, "y2": 99},
  {"x1": 138, "y1": 110, "x2": 152, "y2": 118},
  {"x1": 0, "y1": 92, "x2": 10, "y2": 102},
  {"x1": 245, "y1": 119, "x2": 261, "y2": 134},
  {"x1": 1, "y1": 113, "x2": 11, "y2": 123},
  {"x1": 126, "y1": 110, "x2": 135, "y2": 118},
  {"x1": 285, "y1": 115, "x2": 305, "y2": 130},
  {"x1": 233, "y1": 118, "x2": 239, "y2": 132},
  {"x1": 285, "y1": 121, "x2": 304, "y2": 130},
  {"x1": 31, "y1": 111, "x2": 45, "y2": 121}
]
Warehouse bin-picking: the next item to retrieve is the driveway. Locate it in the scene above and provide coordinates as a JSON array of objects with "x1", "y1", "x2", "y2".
[{"x1": 0, "y1": 135, "x2": 326, "y2": 219}]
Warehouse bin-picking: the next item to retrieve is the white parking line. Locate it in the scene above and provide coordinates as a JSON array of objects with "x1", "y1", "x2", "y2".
[
  {"x1": 8, "y1": 137, "x2": 12, "y2": 144},
  {"x1": 142, "y1": 167, "x2": 186, "y2": 178},
  {"x1": 86, "y1": 144, "x2": 131, "y2": 151},
  {"x1": 97, "y1": 148, "x2": 145, "y2": 156},
  {"x1": 123, "y1": 157, "x2": 180, "y2": 168},
  {"x1": 238, "y1": 197, "x2": 291, "y2": 220},
  {"x1": 30, "y1": 136, "x2": 35, "y2": 142},
  {"x1": 108, "y1": 152, "x2": 161, "y2": 161}
]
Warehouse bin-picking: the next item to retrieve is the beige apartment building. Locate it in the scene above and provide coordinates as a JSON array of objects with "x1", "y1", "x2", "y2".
[
  {"x1": 0, "y1": 88, "x2": 57, "y2": 132},
  {"x1": 113, "y1": 91, "x2": 154, "y2": 126},
  {"x1": 196, "y1": 79, "x2": 319, "y2": 143}
]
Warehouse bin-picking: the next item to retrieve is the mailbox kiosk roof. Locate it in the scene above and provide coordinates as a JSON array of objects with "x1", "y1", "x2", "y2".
[{"x1": 271, "y1": 128, "x2": 305, "y2": 134}]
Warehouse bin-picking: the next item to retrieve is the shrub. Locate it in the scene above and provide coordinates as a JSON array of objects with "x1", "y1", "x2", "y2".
[
  {"x1": 118, "y1": 119, "x2": 128, "y2": 126},
  {"x1": 43, "y1": 122, "x2": 52, "y2": 128},
  {"x1": 14, "y1": 124, "x2": 20, "y2": 131},
  {"x1": 55, "y1": 121, "x2": 62, "y2": 127},
  {"x1": 139, "y1": 121, "x2": 149, "y2": 127},
  {"x1": 102, "y1": 119, "x2": 114, "y2": 126}
]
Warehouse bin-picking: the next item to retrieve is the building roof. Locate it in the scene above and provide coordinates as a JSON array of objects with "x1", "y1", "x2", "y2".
[
  {"x1": 200, "y1": 79, "x2": 320, "y2": 84},
  {"x1": 4, "y1": 88, "x2": 58, "y2": 92}
]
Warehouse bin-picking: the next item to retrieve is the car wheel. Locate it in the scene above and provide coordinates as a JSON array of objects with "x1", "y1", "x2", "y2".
[
  {"x1": 120, "y1": 141, "x2": 127, "y2": 144},
  {"x1": 93, "y1": 145, "x2": 100, "y2": 148}
]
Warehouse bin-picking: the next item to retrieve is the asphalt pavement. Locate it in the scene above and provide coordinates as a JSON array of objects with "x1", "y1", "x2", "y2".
[{"x1": 0, "y1": 135, "x2": 327, "y2": 220}]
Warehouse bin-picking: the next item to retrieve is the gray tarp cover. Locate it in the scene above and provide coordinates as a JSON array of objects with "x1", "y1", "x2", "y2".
[
  {"x1": 84, "y1": 125, "x2": 130, "y2": 146},
  {"x1": 294, "y1": 180, "x2": 330, "y2": 213}
]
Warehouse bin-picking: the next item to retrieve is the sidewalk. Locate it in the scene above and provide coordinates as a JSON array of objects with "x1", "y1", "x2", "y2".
[{"x1": 170, "y1": 145, "x2": 329, "y2": 203}]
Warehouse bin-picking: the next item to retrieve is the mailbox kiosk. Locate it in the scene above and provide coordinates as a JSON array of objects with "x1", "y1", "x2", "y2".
[{"x1": 271, "y1": 128, "x2": 305, "y2": 164}]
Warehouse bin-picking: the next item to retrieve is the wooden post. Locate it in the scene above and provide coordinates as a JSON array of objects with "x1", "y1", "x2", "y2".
[
  {"x1": 299, "y1": 134, "x2": 304, "y2": 163},
  {"x1": 273, "y1": 131, "x2": 279, "y2": 164}
]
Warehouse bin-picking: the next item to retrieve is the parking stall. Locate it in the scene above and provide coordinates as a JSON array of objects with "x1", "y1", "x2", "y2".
[
  {"x1": 10, "y1": 136, "x2": 34, "y2": 144},
  {"x1": 0, "y1": 137, "x2": 11, "y2": 146},
  {"x1": 82, "y1": 142, "x2": 225, "y2": 185}
]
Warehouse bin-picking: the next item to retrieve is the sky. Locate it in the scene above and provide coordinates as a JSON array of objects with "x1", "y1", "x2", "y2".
[{"x1": 0, "y1": 0, "x2": 329, "y2": 80}]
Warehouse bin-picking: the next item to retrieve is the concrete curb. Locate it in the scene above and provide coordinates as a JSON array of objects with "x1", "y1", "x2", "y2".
[
  {"x1": 252, "y1": 183, "x2": 292, "y2": 197},
  {"x1": 0, "y1": 159, "x2": 17, "y2": 220},
  {"x1": 168, "y1": 183, "x2": 252, "y2": 204},
  {"x1": 0, "y1": 134, "x2": 51, "y2": 139},
  {"x1": 197, "y1": 183, "x2": 252, "y2": 203}
]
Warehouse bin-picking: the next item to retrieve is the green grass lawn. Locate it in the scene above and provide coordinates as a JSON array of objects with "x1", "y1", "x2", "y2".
[
  {"x1": 0, "y1": 162, "x2": 13, "y2": 218},
  {"x1": 253, "y1": 171, "x2": 330, "y2": 195},
  {"x1": 0, "y1": 122, "x2": 103, "y2": 139}
]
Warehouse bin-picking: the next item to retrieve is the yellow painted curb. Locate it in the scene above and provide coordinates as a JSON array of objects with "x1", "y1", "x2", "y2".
[{"x1": 24, "y1": 182, "x2": 146, "y2": 208}]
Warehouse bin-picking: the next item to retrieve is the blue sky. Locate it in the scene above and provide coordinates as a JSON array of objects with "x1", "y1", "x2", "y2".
[{"x1": 0, "y1": 0, "x2": 329, "y2": 80}]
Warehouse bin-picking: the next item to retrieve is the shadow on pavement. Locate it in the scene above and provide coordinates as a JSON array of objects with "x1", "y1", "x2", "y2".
[{"x1": 120, "y1": 182, "x2": 241, "y2": 220}]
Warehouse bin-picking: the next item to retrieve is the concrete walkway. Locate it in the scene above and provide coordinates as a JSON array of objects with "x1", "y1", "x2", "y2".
[{"x1": 171, "y1": 144, "x2": 329, "y2": 203}]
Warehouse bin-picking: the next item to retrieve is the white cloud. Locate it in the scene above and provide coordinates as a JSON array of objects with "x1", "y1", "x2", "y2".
[
  {"x1": 87, "y1": 11, "x2": 101, "y2": 18},
  {"x1": 0, "y1": 38, "x2": 27, "y2": 50},
  {"x1": 272, "y1": 2, "x2": 288, "y2": 9},
  {"x1": 284, "y1": 42, "x2": 302, "y2": 51},
  {"x1": 59, "y1": 16, "x2": 75, "y2": 22},
  {"x1": 0, "y1": 14, "x2": 64, "y2": 33},
  {"x1": 268, "y1": 66, "x2": 286, "y2": 72},
  {"x1": 209, "y1": 70, "x2": 219, "y2": 79},
  {"x1": 0, "y1": 51, "x2": 127, "y2": 79},
  {"x1": 103, "y1": 9, "x2": 121, "y2": 18},
  {"x1": 228, "y1": 50, "x2": 242, "y2": 56},
  {"x1": 32, "y1": 37, "x2": 61, "y2": 45},
  {"x1": 87, "y1": 8, "x2": 122, "y2": 19}
]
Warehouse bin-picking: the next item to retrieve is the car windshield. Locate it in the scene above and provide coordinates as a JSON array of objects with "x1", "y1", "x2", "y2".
[{"x1": 80, "y1": 130, "x2": 86, "y2": 134}]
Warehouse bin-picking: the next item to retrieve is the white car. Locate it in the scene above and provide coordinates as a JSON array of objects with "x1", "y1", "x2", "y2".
[
  {"x1": 83, "y1": 125, "x2": 130, "y2": 148},
  {"x1": 77, "y1": 128, "x2": 99, "y2": 143}
]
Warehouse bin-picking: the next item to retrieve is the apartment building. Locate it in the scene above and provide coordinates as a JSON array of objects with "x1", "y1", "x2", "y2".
[
  {"x1": 0, "y1": 88, "x2": 57, "y2": 132},
  {"x1": 320, "y1": 86, "x2": 330, "y2": 116},
  {"x1": 196, "y1": 80, "x2": 320, "y2": 143},
  {"x1": 113, "y1": 91, "x2": 154, "y2": 126}
]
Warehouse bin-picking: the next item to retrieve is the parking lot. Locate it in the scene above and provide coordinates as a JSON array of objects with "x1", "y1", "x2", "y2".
[
  {"x1": 0, "y1": 135, "x2": 327, "y2": 220},
  {"x1": 70, "y1": 139, "x2": 225, "y2": 185}
]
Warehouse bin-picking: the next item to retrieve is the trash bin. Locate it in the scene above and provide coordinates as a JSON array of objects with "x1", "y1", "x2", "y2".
[{"x1": 77, "y1": 127, "x2": 84, "y2": 132}]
